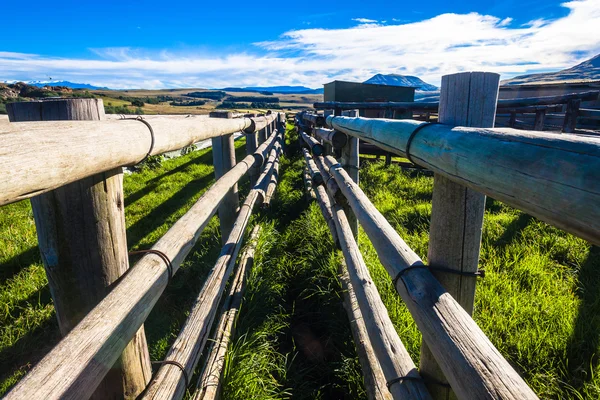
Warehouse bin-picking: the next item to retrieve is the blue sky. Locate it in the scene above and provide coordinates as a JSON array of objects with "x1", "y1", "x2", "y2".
[{"x1": 1, "y1": 0, "x2": 599, "y2": 88}]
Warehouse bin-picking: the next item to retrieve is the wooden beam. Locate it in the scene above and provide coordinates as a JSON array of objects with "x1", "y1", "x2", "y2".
[
  {"x1": 0, "y1": 115, "x2": 253, "y2": 206},
  {"x1": 314, "y1": 127, "x2": 348, "y2": 149},
  {"x1": 193, "y1": 226, "x2": 262, "y2": 400},
  {"x1": 419, "y1": 72, "x2": 498, "y2": 399},
  {"x1": 300, "y1": 130, "x2": 324, "y2": 155},
  {"x1": 320, "y1": 155, "x2": 537, "y2": 399},
  {"x1": 324, "y1": 184, "x2": 431, "y2": 399},
  {"x1": 8, "y1": 99, "x2": 151, "y2": 399},
  {"x1": 326, "y1": 115, "x2": 600, "y2": 245}
]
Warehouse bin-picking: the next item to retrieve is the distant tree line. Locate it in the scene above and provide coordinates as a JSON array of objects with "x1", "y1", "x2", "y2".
[
  {"x1": 185, "y1": 91, "x2": 227, "y2": 100},
  {"x1": 216, "y1": 101, "x2": 281, "y2": 110},
  {"x1": 104, "y1": 104, "x2": 144, "y2": 114},
  {"x1": 169, "y1": 100, "x2": 207, "y2": 106},
  {"x1": 225, "y1": 95, "x2": 280, "y2": 103}
]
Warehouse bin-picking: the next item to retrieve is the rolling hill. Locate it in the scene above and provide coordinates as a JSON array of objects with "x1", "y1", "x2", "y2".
[{"x1": 503, "y1": 53, "x2": 600, "y2": 85}]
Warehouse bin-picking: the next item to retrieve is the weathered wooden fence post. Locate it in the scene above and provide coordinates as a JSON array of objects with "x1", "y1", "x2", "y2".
[
  {"x1": 211, "y1": 111, "x2": 240, "y2": 243},
  {"x1": 340, "y1": 109, "x2": 359, "y2": 238},
  {"x1": 418, "y1": 72, "x2": 499, "y2": 399},
  {"x1": 7, "y1": 99, "x2": 152, "y2": 399},
  {"x1": 562, "y1": 99, "x2": 581, "y2": 133},
  {"x1": 534, "y1": 109, "x2": 546, "y2": 131},
  {"x1": 245, "y1": 119, "x2": 259, "y2": 187}
]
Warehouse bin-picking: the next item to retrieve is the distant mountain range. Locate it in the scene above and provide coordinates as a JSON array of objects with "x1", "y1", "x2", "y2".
[
  {"x1": 363, "y1": 74, "x2": 439, "y2": 91},
  {"x1": 3, "y1": 80, "x2": 109, "y2": 90},
  {"x1": 222, "y1": 86, "x2": 323, "y2": 94},
  {"x1": 502, "y1": 53, "x2": 600, "y2": 85}
]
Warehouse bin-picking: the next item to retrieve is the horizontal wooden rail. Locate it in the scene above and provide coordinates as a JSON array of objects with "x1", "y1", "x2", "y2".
[
  {"x1": 193, "y1": 225, "x2": 262, "y2": 400},
  {"x1": 313, "y1": 127, "x2": 348, "y2": 149},
  {"x1": 326, "y1": 115, "x2": 600, "y2": 245},
  {"x1": 319, "y1": 155, "x2": 537, "y2": 399},
  {"x1": 307, "y1": 153, "x2": 431, "y2": 399},
  {"x1": 313, "y1": 90, "x2": 599, "y2": 111},
  {"x1": 0, "y1": 115, "x2": 280, "y2": 206},
  {"x1": 580, "y1": 108, "x2": 600, "y2": 119},
  {"x1": 243, "y1": 113, "x2": 279, "y2": 134},
  {"x1": 300, "y1": 130, "x2": 324, "y2": 155},
  {"x1": 4, "y1": 132, "x2": 281, "y2": 400},
  {"x1": 142, "y1": 137, "x2": 282, "y2": 399}
]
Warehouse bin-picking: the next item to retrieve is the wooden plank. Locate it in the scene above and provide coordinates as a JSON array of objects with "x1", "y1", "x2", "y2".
[
  {"x1": 193, "y1": 226, "x2": 262, "y2": 400},
  {"x1": 326, "y1": 115, "x2": 600, "y2": 245},
  {"x1": 419, "y1": 72, "x2": 498, "y2": 399},
  {"x1": 0, "y1": 115, "x2": 254, "y2": 206},
  {"x1": 9, "y1": 99, "x2": 151, "y2": 399},
  {"x1": 4, "y1": 136, "x2": 280, "y2": 400},
  {"x1": 321, "y1": 155, "x2": 538, "y2": 399},
  {"x1": 141, "y1": 144, "x2": 281, "y2": 400}
]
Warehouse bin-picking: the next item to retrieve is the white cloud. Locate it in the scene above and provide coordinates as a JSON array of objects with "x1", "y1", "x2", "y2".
[
  {"x1": 352, "y1": 18, "x2": 379, "y2": 24},
  {"x1": 1, "y1": 0, "x2": 599, "y2": 88}
]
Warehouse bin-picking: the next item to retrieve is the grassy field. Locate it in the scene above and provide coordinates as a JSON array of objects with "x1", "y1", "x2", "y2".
[
  {"x1": 1, "y1": 124, "x2": 599, "y2": 398},
  {"x1": 92, "y1": 89, "x2": 322, "y2": 115}
]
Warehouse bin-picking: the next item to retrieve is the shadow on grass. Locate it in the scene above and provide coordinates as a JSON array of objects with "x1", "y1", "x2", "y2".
[
  {"x1": 0, "y1": 247, "x2": 41, "y2": 285},
  {"x1": 126, "y1": 173, "x2": 215, "y2": 248},
  {"x1": 125, "y1": 150, "x2": 215, "y2": 207},
  {"x1": 565, "y1": 245, "x2": 600, "y2": 393},
  {"x1": 493, "y1": 213, "x2": 533, "y2": 248}
]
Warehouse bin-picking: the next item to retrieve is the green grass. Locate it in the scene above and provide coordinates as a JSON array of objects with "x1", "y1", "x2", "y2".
[{"x1": 1, "y1": 123, "x2": 600, "y2": 399}]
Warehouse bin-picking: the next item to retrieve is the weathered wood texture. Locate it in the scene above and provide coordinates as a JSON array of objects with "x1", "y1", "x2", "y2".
[
  {"x1": 263, "y1": 144, "x2": 281, "y2": 206},
  {"x1": 246, "y1": 131, "x2": 260, "y2": 186},
  {"x1": 302, "y1": 148, "x2": 324, "y2": 184},
  {"x1": 340, "y1": 109, "x2": 360, "y2": 237},
  {"x1": 534, "y1": 109, "x2": 546, "y2": 131},
  {"x1": 1, "y1": 115, "x2": 255, "y2": 206},
  {"x1": 313, "y1": 127, "x2": 348, "y2": 149},
  {"x1": 141, "y1": 144, "x2": 281, "y2": 400},
  {"x1": 321, "y1": 155, "x2": 538, "y2": 399},
  {"x1": 339, "y1": 265, "x2": 392, "y2": 400},
  {"x1": 320, "y1": 174, "x2": 431, "y2": 399},
  {"x1": 562, "y1": 99, "x2": 581, "y2": 133},
  {"x1": 300, "y1": 130, "x2": 324, "y2": 155},
  {"x1": 314, "y1": 90, "x2": 599, "y2": 111},
  {"x1": 302, "y1": 167, "x2": 316, "y2": 200},
  {"x1": 419, "y1": 72, "x2": 498, "y2": 400},
  {"x1": 242, "y1": 113, "x2": 278, "y2": 133},
  {"x1": 308, "y1": 167, "x2": 388, "y2": 400},
  {"x1": 5, "y1": 137, "x2": 278, "y2": 400},
  {"x1": 326, "y1": 115, "x2": 600, "y2": 245},
  {"x1": 9, "y1": 99, "x2": 151, "y2": 400},
  {"x1": 193, "y1": 225, "x2": 261, "y2": 400},
  {"x1": 211, "y1": 112, "x2": 240, "y2": 244}
]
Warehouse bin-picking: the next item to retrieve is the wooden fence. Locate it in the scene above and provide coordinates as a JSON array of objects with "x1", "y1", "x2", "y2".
[
  {"x1": 314, "y1": 89, "x2": 600, "y2": 133},
  {"x1": 298, "y1": 71, "x2": 600, "y2": 400},
  {"x1": 0, "y1": 99, "x2": 286, "y2": 400}
]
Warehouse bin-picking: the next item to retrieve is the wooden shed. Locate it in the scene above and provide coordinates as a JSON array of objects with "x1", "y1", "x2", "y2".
[{"x1": 323, "y1": 80, "x2": 415, "y2": 118}]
